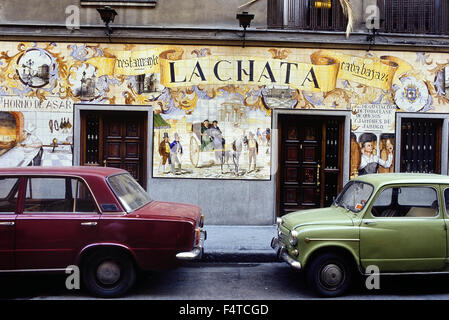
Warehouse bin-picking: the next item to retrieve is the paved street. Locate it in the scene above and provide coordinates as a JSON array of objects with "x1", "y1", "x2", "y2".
[{"x1": 3, "y1": 262, "x2": 449, "y2": 300}]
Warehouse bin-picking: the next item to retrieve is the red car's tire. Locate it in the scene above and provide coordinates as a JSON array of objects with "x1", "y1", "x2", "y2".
[{"x1": 82, "y1": 249, "x2": 136, "y2": 298}]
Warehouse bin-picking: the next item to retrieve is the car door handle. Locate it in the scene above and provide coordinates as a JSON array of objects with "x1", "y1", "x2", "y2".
[
  {"x1": 80, "y1": 222, "x2": 97, "y2": 226},
  {"x1": 0, "y1": 222, "x2": 14, "y2": 226},
  {"x1": 364, "y1": 221, "x2": 376, "y2": 226}
]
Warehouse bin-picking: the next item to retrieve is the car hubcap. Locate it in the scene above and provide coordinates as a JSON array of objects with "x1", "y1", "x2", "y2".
[
  {"x1": 96, "y1": 261, "x2": 121, "y2": 286},
  {"x1": 320, "y1": 264, "x2": 344, "y2": 290}
]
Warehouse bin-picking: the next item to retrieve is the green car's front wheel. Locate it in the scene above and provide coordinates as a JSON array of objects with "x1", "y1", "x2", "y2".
[{"x1": 306, "y1": 252, "x2": 352, "y2": 297}]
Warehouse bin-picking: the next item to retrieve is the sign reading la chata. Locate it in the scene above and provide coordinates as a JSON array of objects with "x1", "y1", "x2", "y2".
[
  {"x1": 159, "y1": 50, "x2": 405, "y2": 92},
  {"x1": 85, "y1": 49, "x2": 410, "y2": 93},
  {"x1": 161, "y1": 56, "x2": 336, "y2": 92}
]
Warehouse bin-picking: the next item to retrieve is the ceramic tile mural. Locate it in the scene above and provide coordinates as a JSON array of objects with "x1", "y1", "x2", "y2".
[{"x1": 0, "y1": 42, "x2": 448, "y2": 180}]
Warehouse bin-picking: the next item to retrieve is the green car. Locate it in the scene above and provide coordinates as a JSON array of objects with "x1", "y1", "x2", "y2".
[{"x1": 271, "y1": 173, "x2": 449, "y2": 297}]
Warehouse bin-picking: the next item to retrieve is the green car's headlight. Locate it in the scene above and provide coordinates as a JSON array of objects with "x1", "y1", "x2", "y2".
[
  {"x1": 276, "y1": 217, "x2": 283, "y2": 227},
  {"x1": 289, "y1": 230, "x2": 298, "y2": 246}
]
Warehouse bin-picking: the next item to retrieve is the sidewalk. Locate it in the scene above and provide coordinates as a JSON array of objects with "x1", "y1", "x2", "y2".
[{"x1": 201, "y1": 225, "x2": 278, "y2": 263}]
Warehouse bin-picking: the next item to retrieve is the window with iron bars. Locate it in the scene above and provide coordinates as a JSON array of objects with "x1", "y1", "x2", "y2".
[
  {"x1": 81, "y1": 0, "x2": 157, "y2": 7},
  {"x1": 379, "y1": 0, "x2": 448, "y2": 35},
  {"x1": 267, "y1": 0, "x2": 347, "y2": 31}
]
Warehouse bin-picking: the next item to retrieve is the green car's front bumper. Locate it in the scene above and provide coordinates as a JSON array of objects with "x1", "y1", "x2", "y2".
[{"x1": 271, "y1": 237, "x2": 302, "y2": 271}]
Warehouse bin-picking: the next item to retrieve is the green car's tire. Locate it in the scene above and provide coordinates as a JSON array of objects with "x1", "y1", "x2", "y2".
[{"x1": 306, "y1": 252, "x2": 352, "y2": 297}]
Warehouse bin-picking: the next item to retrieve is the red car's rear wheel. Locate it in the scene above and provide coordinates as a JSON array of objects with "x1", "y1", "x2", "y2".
[{"x1": 82, "y1": 249, "x2": 136, "y2": 298}]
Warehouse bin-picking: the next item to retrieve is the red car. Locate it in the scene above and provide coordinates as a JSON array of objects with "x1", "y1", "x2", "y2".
[{"x1": 0, "y1": 166, "x2": 206, "y2": 297}]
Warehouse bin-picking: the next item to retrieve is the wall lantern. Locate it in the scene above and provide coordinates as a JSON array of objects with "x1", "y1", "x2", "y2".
[
  {"x1": 97, "y1": 6, "x2": 118, "y2": 41},
  {"x1": 366, "y1": 17, "x2": 384, "y2": 51},
  {"x1": 236, "y1": 11, "x2": 254, "y2": 48}
]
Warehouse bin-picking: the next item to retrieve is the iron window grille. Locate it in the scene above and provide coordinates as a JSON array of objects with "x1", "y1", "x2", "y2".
[
  {"x1": 267, "y1": 0, "x2": 347, "y2": 31},
  {"x1": 81, "y1": 0, "x2": 157, "y2": 7},
  {"x1": 379, "y1": 0, "x2": 448, "y2": 35}
]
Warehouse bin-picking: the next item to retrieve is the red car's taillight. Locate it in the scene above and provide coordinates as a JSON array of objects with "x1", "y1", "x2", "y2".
[
  {"x1": 195, "y1": 227, "x2": 201, "y2": 246},
  {"x1": 199, "y1": 213, "x2": 205, "y2": 228}
]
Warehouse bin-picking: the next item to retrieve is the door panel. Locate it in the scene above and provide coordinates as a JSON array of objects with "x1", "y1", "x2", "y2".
[
  {"x1": 15, "y1": 214, "x2": 99, "y2": 269},
  {"x1": 107, "y1": 142, "x2": 121, "y2": 158},
  {"x1": 0, "y1": 215, "x2": 16, "y2": 269},
  {"x1": 279, "y1": 115, "x2": 344, "y2": 216},
  {"x1": 360, "y1": 218, "x2": 446, "y2": 271},
  {"x1": 15, "y1": 177, "x2": 99, "y2": 270},
  {"x1": 360, "y1": 185, "x2": 446, "y2": 272},
  {"x1": 0, "y1": 177, "x2": 21, "y2": 269}
]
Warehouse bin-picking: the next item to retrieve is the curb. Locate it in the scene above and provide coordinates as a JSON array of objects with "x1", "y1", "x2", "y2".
[{"x1": 201, "y1": 251, "x2": 279, "y2": 263}]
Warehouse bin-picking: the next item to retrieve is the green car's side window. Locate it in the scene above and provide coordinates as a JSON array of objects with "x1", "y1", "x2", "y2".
[
  {"x1": 443, "y1": 189, "x2": 449, "y2": 216},
  {"x1": 371, "y1": 186, "x2": 439, "y2": 218},
  {"x1": 372, "y1": 188, "x2": 392, "y2": 207}
]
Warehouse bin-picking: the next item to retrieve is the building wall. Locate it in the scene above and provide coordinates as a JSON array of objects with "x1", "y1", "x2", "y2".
[
  {"x1": 1, "y1": 1, "x2": 446, "y2": 50},
  {"x1": 148, "y1": 176, "x2": 275, "y2": 225},
  {"x1": 1, "y1": 0, "x2": 449, "y2": 224},
  {"x1": 1, "y1": 40, "x2": 449, "y2": 224},
  {"x1": 0, "y1": 0, "x2": 267, "y2": 29}
]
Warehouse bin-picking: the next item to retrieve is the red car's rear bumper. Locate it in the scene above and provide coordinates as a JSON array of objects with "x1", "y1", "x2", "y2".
[{"x1": 176, "y1": 229, "x2": 207, "y2": 260}]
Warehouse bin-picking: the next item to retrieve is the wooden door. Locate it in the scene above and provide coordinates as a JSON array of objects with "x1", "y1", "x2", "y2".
[
  {"x1": 280, "y1": 117, "x2": 322, "y2": 215},
  {"x1": 103, "y1": 114, "x2": 146, "y2": 187},
  {"x1": 279, "y1": 115, "x2": 344, "y2": 216},
  {"x1": 80, "y1": 111, "x2": 147, "y2": 188}
]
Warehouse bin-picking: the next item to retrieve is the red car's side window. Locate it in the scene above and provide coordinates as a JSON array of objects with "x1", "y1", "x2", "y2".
[
  {"x1": 0, "y1": 177, "x2": 20, "y2": 213},
  {"x1": 23, "y1": 177, "x2": 98, "y2": 214},
  {"x1": 73, "y1": 179, "x2": 98, "y2": 213}
]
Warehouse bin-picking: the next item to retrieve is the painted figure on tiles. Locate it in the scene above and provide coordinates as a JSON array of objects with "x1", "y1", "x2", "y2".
[
  {"x1": 159, "y1": 132, "x2": 171, "y2": 174},
  {"x1": 210, "y1": 120, "x2": 225, "y2": 150},
  {"x1": 200, "y1": 119, "x2": 212, "y2": 151},
  {"x1": 358, "y1": 132, "x2": 393, "y2": 175},
  {"x1": 170, "y1": 133, "x2": 183, "y2": 174},
  {"x1": 21, "y1": 123, "x2": 43, "y2": 150},
  {"x1": 378, "y1": 133, "x2": 395, "y2": 174},
  {"x1": 263, "y1": 128, "x2": 271, "y2": 154},
  {"x1": 256, "y1": 128, "x2": 262, "y2": 145},
  {"x1": 247, "y1": 131, "x2": 258, "y2": 172},
  {"x1": 350, "y1": 132, "x2": 361, "y2": 178}
]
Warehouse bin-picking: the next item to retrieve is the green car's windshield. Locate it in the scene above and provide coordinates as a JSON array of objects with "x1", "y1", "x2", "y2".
[
  {"x1": 107, "y1": 173, "x2": 152, "y2": 212},
  {"x1": 334, "y1": 180, "x2": 374, "y2": 213}
]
